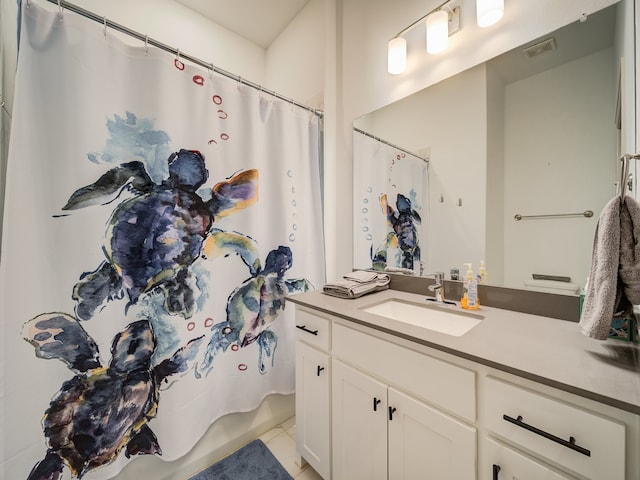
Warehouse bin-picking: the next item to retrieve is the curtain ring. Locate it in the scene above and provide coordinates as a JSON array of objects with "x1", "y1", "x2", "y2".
[
  {"x1": 174, "y1": 49, "x2": 185, "y2": 70},
  {"x1": 144, "y1": 34, "x2": 149, "y2": 54},
  {"x1": 0, "y1": 95, "x2": 5, "y2": 108},
  {"x1": 103, "y1": 17, "x2": 107, "y2": 37},
  {"x1": 208, "y1": 64, "x2": 214, "y2": 79},
  {"x1": 57, "y1": 0, "x2": 63, "y2": 19},
  {"x1": 26, "y1": 0, "x2": 31, "y2": 8}
]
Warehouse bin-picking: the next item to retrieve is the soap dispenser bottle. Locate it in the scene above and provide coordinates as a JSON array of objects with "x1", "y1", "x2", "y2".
[
  {"x1": 478, "y1": 260, "x2": 487, "y2": 284},
  {"x1": 461, "y1": 263, "x2": 480, "y2": 310}
]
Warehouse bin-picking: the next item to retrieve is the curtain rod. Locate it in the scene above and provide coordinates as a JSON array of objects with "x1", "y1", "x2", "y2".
[
  {"x1": 353, "y1": 127, "x2": 429, "y2": 163},
  {"x1": 39, "y1": 0, "x2": 323, "y2": 117}
]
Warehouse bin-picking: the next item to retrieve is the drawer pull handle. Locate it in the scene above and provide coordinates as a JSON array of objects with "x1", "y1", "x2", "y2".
[
  {"x1": 502, "y1": 414, "x2": 591, "y2": 457},
  {"x1": 373, "y1": 397, "x2": 381, "y2": 412},
  {"x1": 296, "y1": 325, "x2": 318, "y2": 335},
  {"x1": 317, "y1": 365, "x2": 325, "y2": 376},
  {"x1": 388, "y1": 406, "x2": 397, "y2": 421},
  {"x1": 492, "y1": 464, "x2": 500, "y2": 480}
]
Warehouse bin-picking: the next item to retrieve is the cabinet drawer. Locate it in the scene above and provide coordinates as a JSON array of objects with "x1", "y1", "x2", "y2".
[
  {"x1": 482, "y1": 437, "x2": 576, "y2": 480},
  {"x1": 295, "y1": 307, "x2": 331, "y2": 351},
  {"x1": 482, "y1": 376, "x2": 625, "y2": 480},
  {"x1": 333, "y1": 322, "x2": 476, "y2": 422}
]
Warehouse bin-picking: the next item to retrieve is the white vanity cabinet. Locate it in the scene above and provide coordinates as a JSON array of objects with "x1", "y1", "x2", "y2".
[
  {"x1": 332, "y1": 356, "x2": 477, "y2": 480},
  {"x1": 331, "y1": 321, "x2": 477, "y2": 480},
  {"x1": 295, "y1": 308, "x2": 332, "y2": 479},
  {"x1": 293, "y1": 302, "x2": 640, "y2": 480}
]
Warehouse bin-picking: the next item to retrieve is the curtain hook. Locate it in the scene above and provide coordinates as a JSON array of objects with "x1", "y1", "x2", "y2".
[
  {"x1": 0, "y1": 95, "x2": 5, "y2": 108},
  {"x1": 144, "y1": 34, "x2": 149, "y2": 54},
  {"x1": 103, "y1": 17, "x2": 107, "y2": 37},
  {"x1": 57, "y1": 0, "x2": 63, "y2": 20},
  {"x1": 26, "y1": 0, "x2": 31, "y2": 8},
  {"x1": 208, "y1": 64, "x2": 214, "y2": 79}
]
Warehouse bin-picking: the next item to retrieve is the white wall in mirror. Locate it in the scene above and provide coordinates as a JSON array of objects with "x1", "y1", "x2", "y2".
[{"x1": 502, "y1": 46, "x2": 616, "y2": 290}]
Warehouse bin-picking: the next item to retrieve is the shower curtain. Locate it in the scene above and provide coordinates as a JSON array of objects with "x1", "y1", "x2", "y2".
[
  {"x1": 0, "y1": 3, "x2": 325, "y2": 480},
  {"x1": 352, "y1": 129, "x2": 428, "y2": 275}
]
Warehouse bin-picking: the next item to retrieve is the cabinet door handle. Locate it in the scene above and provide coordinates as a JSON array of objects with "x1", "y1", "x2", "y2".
[
  {"x1": 373, "y1": 397, "x2": 381, "y2": 412},
  {"x1": 388, "y1": 406, "x2": 397, "y2": 421},
  {"x1": 492, "y1": 464, "x2": 500, "y2": 480},
  {"x1": 316, "y1": 365, "x2": 325, "y2": 376},
  {"x1": 502, "y1": 414, "x2": 591, "y2": 457},
  {"x1": 295, "y1": 324, "x2": 318, "y2": 335}
]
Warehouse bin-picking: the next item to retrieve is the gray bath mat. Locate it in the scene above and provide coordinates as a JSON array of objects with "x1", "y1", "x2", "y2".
[{"x1": 187, "y1": 439, "x2": 293, "y2": 480}]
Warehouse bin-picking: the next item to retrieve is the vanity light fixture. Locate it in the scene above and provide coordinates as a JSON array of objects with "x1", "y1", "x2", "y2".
[
  {"x1": 388, "y1": 37, "x2": 407, "y2": 75},
  {"x1": 387, "y1": 0, "x2": 462, "y2": 74},
  {"x1": 426, "y1": 9, "x2": 449, "y2": 54},
  {"x1": 476, "y1": 0, "x2": 504, "y2": 28}
]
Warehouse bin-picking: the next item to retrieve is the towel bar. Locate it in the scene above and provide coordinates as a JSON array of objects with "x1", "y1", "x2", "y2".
[{"x1": 514, "y1": 210, "x2": 593, "y2": 221}]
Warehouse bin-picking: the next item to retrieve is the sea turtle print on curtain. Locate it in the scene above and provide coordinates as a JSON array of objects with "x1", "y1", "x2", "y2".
[
  {"x1": 0, "y1": 3, "x2": 325, "y2": 480},
  {"x1": 352, "y1": 130, "x2": 428, "y2": 275}
]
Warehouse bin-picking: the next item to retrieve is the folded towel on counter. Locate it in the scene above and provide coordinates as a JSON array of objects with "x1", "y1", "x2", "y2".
[
  {"x1": 323, "y1": 271, "x2": 390, "y2": 299},
  {"x1": 580, "y1": 195, "x2": 640, "y2": 340},
  {"x1": 384, "y1": 266, "x2": 416, "y2": 275},
  {"x1": 342, "y1": 270, "x2": 382, "y2": 283}
]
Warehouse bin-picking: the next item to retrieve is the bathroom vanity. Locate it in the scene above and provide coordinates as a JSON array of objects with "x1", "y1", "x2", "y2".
[{"x1": 289, "y1": 289, "x2": 640, "y2": 480}]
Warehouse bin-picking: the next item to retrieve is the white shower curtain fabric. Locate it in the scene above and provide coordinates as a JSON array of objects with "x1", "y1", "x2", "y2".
[
  {"x1": 352, "y1": 130, "x2": 428, "y2": 274},
  {"x1": 0, "y1": 3, "x2": 324, "y2": 479}
]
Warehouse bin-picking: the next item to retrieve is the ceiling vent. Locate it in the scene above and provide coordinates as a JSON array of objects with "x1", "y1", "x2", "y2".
[{"x1": 521, "y1": 37, "x2": 557, "y2": 59}]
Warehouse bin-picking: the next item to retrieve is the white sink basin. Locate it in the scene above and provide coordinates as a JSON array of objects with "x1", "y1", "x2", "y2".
[{"x1": 361, "y1": 299, "x2": 483, "y2": 336}]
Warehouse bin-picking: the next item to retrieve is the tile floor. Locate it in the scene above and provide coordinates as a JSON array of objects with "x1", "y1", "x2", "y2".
[{"x1": 259, "y1": 416, "x2": 323, "y2": 479}]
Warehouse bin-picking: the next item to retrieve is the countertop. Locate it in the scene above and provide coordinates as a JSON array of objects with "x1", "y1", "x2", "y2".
[{"x1": 287, "y1": 289, "x2": 640, "y2": 415}]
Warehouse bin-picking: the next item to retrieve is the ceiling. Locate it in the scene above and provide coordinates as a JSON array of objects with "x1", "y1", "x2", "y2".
[
  {"x1": 174, "y1": 0, "x2": 311, "y2": 48},
  {"x1": 488, "y1": 4, "x2": 616, "y2": 84}
]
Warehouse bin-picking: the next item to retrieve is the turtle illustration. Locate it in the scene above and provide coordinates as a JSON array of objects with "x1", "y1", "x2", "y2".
[
  {"x1": 198, "y1": 245, "x2": 312, "y2": 376},
  {"x1": 23, "y1": 313, "x2": 203, "y2": 480},
  {"x1": 374, "y1": 193, "x2": 421, "y2": 271},
  {"x1": 62, "y1": 149, "x2": 259, "y2": 320}
]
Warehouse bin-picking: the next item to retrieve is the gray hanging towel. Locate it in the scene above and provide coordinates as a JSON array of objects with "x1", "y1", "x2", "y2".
[{"x1": 580, "y1": 195, "x2": 640, "y2": 339}]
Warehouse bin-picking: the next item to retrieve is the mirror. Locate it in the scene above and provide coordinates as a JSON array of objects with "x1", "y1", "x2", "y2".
[{"x1": 353, "y1": 2, "x2": 628, "y2": 294}]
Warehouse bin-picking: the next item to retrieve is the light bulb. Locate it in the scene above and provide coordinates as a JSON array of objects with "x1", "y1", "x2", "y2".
[
  {"x1": 388, "y1": 37, "x2": 407, "y2": 74},
  {"x1": 426, "y1": 10, "x2": 449, "y2": 54},
  {"x1": 477, "y1": 0, "x2": 504, "y2": 28}
]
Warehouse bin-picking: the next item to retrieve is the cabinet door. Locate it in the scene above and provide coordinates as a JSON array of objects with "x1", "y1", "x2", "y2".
[
  {"x1": 388, "y1": 388, "x2": 477, "y2": 480},
  {"x1": 332, "y1": 360, "x2": 387, "y2": 480},
  {"x1": 482, "y1": 437, "x2": 577, "y2": 480},
  {"x1": 296, "y1": 341, "x2": 331, "y2": 479}
]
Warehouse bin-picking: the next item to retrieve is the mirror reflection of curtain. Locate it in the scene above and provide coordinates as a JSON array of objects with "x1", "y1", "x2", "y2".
[
  {"x1": 0, "y1": 3, "x2": 325, "y2": 479},
  {"x1": 353, "y1": 130, "x2": 428, "y2": 274}
]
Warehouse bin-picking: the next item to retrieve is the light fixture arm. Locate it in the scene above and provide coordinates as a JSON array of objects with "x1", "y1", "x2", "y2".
[{"x1": 392, "y1": 0, "x2": 453, "y2": 39}]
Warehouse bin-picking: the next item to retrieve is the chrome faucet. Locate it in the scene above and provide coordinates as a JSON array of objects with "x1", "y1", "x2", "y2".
[{"x1": 426, "y1": 272, "x2": 456, "y2": 305}]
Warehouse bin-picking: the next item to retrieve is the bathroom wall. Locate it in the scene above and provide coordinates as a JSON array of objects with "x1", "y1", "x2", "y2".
[{"x1": 0, "y1": 1, "x2": 326, "y2": 478}]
